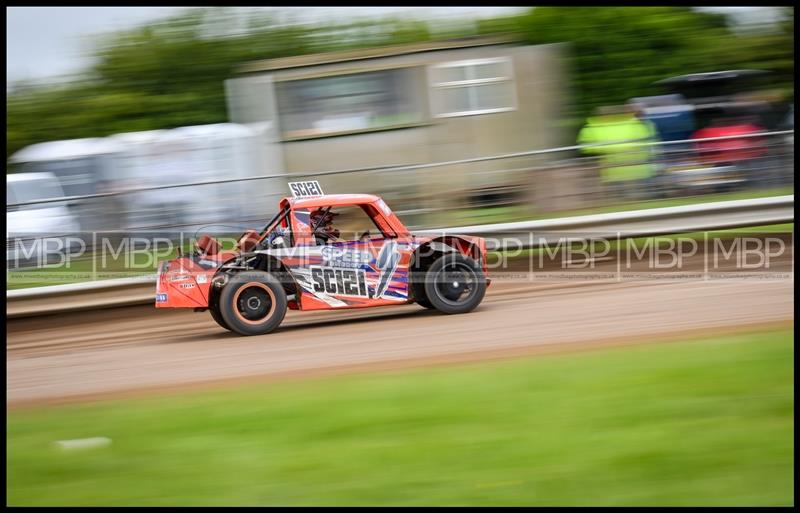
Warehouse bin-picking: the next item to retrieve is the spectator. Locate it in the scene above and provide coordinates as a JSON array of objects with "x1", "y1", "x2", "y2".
[
  {"x1": 578, "y1": 104, "x2": 660, "y2": 202},
  {"x1": 691, "y1": 115, "x2": 767, "y2": 187}
]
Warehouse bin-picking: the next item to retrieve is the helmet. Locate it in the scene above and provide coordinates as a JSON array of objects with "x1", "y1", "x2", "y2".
[{"x1": 310, "y1": 209, "x2": 340, "y2": 240}]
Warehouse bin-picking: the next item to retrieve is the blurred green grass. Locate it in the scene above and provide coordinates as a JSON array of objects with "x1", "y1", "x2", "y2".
[
  {"x1": 441, "y1": 186, "x2": 794, "y2": 226},
  {"x1": 490, "y1": 223, "x2": 794, "y2": 261},
  {"x1": 7, "y1": 327, "x2": 794, "y2": 506},
  {"x1": 6, "y1": 238, "x2": 226, "y2": 290}
]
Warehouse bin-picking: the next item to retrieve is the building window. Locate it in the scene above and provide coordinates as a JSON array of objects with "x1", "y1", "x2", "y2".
[
  {"x1": 275, "y1": 68, "x2": 425, "y2": 139},
  {"x1": 428, "y1": 57, "x2": 517, "y2": 118}
]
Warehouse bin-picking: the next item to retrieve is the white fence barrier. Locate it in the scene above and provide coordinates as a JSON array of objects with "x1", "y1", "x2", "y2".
[{"x1": 6, "y1": 195, "x2": 793, "y2": 318}]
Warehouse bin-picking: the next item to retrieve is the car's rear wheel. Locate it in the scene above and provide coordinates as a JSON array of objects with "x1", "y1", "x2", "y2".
[
  {"x1": 219, "y1": 271, "x2": 287, "y2": 336},
  {"x1": 417, "y1": 298, "x2": 435, "y2": 309},
  {"x1": 208, "y1": 296, "x2": 231, "y2": 332},
  {"x1": 410, "y1": 272, "x2": 435, "y2": 309},
  {"x1": 423, "y1": 254, "x2": 486, "y2": 315}
]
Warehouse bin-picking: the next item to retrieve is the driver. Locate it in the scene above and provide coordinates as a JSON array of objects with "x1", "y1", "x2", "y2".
[
  {"x1": 266, "y1": 224, "x2": 290, "y2": 248},
  {"x1": 310, "y1": 209, "x2": 340, "y2": 245}
]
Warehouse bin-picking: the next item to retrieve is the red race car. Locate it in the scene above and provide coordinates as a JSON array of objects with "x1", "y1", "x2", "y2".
[{"x1": 156, "y1": 182, "x2": 490, "y2": 336}]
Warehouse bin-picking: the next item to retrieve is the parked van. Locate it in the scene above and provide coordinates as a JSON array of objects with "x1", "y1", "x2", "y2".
[
  {"x1": 8, "y1": 138, "x2": 119, "y2": 232},
  {"x1": 7, "y1": 172, "x2": 82, "y2": 269}
]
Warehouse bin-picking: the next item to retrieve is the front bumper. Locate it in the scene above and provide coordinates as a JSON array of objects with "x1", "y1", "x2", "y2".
[{"x1": 155, "y1": 258, "x2": 216, "y2": 308}]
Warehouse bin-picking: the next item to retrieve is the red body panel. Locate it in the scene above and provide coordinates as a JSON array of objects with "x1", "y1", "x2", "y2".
[{"x1": 156, "y1": 255, "x2": 223, "y2": 308}]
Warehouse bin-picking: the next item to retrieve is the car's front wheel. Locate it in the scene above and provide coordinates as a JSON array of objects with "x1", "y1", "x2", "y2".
[{"x1": 219, "y1": 271, "x2": 287, "y2": 336}]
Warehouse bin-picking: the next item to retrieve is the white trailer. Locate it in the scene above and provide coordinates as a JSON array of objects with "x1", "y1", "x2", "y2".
[{"x1": 8, "y1": 123, "x2": 287, "y2": 234}]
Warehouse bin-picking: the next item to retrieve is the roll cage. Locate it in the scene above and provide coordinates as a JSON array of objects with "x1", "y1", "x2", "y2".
[{"x1": 254, "y1": 196, "x2": 406, "y2": 252}]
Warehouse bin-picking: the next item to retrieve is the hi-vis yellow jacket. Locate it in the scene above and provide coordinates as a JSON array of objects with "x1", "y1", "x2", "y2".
[{"x1": 578, "y1": 114, "x2": 659, "y2": 182}]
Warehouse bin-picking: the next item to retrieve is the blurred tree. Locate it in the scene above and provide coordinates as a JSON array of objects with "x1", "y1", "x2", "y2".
[
  {"x1": 709, "y1": 7, "x2": 794, "y2": 99},
  {"x1": 515, "y1": 8, "x2": 721, "y2": 123},
  {"x1": 5, "y1": 8, "x2": 448, "y2": 159},
  {"x1": 512, "y1": 6, "x2": 794, "y2": 136},
  {"x1": 6, "y1": 7, "x2": 795, "y2": 160}
]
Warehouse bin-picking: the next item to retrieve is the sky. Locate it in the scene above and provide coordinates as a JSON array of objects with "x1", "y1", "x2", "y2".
[
  {"x1": 5, "y1": 7, "x2": 528, "y2": 83},
  {"x1": 5, "y1": 6, "x2": 785, "y2": 85}
]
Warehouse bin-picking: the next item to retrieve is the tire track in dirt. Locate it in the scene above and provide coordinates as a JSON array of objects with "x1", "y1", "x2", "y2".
[
  {"x1": 7, "y1": 276, "x2": 793, "y2": 407},
  {"x1": 7, "y1": 235, "x2": 794, "y2": 406}
]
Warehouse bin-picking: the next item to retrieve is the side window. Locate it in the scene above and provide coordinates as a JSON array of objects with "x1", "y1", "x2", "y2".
[
  {"x1": 362, "y1": 204, "x2": 397, "y2": 239},
  {"x1": 310, "y1": 205, "x2": 392, "y2": 242},
  {"x1": 428, "y1": 57, "x2": 517, "y2": 118}
]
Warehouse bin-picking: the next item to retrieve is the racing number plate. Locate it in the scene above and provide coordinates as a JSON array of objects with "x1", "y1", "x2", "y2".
[{"x1": 288, "y1": 181, "x2": 324, "y2": 198}]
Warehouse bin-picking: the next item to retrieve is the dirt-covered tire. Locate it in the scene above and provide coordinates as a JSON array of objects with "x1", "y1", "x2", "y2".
[
  {"x1": 208, "y1": 298, "x2": 232, "y2": 332},
  {"x1": 410, "y1": 273, "x2": 435, "y2": 309},
  {"x1": 423, "y1": 254, "x2": 486, "y2": 315},
  {"x1": 219, "y1": 271, "x2": 287, "y2": 336},
  {"x1": 417, "y1": 298, "x2": 436, "y2": 309}
]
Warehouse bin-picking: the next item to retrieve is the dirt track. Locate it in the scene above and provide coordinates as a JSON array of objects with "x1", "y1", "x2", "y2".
[
  {"x1": 7, "y1": 234, "x2": 794, "y2": 407},
  {"x1": 8, "y1": 256, "x2": 794, "y2": 407}
]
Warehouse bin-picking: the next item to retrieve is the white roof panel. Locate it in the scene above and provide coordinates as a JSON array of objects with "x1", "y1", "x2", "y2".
[
  {"x1": 9, "y1": 138, "x2": 121, "y2": 163},
  {"x1": 7, "y1": 171, "x2": 59, "y2": 183}
]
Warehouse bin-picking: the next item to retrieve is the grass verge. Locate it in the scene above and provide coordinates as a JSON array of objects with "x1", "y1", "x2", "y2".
[
  {"x1": 7, "y1": 327, "x2": 794, "y2": 506},
  {"x1": 488, "y1": 223, "x2": 794, "y2": 261}
]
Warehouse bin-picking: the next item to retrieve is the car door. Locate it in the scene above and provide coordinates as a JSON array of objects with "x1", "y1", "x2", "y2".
[{"x1": 289, "y1": 204, "x2": 412, "y2": 310}]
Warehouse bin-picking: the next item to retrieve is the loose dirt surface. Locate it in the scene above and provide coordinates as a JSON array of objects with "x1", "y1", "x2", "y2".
[{"x1": 7, "y1": 239, "x2": 794, "y2": 408}]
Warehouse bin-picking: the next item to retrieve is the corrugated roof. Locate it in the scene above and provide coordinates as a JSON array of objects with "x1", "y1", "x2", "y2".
[{"x1": 236, "y1": 35, "x2": 516, "y2": 74}]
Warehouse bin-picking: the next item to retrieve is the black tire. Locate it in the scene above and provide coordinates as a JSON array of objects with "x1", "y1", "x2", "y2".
[
  {"x1": 423, "y1": 254, "x2": 487, "y2": 315},
  {"x1": 409, "y1": 271, "x2": 435, "y2": 309},
  {"x1": 208, "y1": 296, "x2": 232, "y2": 332},
  {"x1": 417, "y1": 298, "x2": 436, "y2": 309},
  {"x1": 219, "y1": 271, "x2": 287, "y2": 336}
]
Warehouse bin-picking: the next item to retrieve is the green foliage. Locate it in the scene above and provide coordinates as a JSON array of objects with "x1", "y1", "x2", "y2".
[
  {"x1": 515, "y1": 6, "x2": 793, "y2": 124},
  {"x1": 5, "y1": 8, "x2": 453, "y2": 159},
  {"x1": 5, "y1": 7, "x2": 795, "y2": 159}
]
